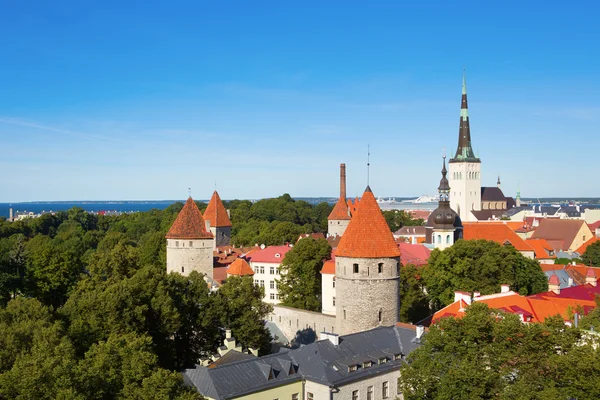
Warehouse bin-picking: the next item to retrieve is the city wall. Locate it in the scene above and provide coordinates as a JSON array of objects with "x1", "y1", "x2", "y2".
[{"x1": 269, "y1": 305, "x2": 336, "y2": 343}]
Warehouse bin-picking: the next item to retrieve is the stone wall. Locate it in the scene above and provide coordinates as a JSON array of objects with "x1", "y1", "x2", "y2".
[
  {"x1": 166, "y1": 238, "x2": 213, "y2": 278},
  {"x1": 335, "y1": 256, "x2": 400, "y2": 335},
  {"x1": 328, "y1": 219, "x2": 350, "y2": 238},
  {"x1": 210, "y1": 226, "x2": 231, "y2": 247},
  {"x1": 269, "y1": 305, "x2": 336, "y2": 343}
]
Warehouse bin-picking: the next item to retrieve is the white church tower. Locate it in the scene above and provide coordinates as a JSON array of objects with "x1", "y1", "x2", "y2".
[{"x1": 448, "y1": 72, "x2": 481, "y2": 222}]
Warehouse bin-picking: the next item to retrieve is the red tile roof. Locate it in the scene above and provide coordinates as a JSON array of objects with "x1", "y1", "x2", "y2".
[
  {"x1": 462, "y1": 222, "x2": 533, "y2": 252},
  {"x1": 166, "y1": 197, "x2": 214, "y2": 239},
  {"x1": 320, "y1": 254, "x2": 336, "y2": 275},
  {"x1": 575, "y1": 236, "x2": 600, "y2": 254},
  {"x1": 336, "y1": 187, "x2": 401, "y2": 258},
  {"x1": 548, "y1": 274, "x2": 560, "y2": 285},
  {"x1": 297, "y1": 233, "x2": 326, "y2": 242},
  {"x1": 245, "y1": 245, "x2": 293, "y2": 264},
  {"x1": 203, "y1": 191, "x2": 232, "y2": 228},
  {"x1": 328, "y1": 197, "x2": 351, "y2": 220},
  {"x1": 397, "y1": 242, "x2": 431, "y2": 266},
  {"x1": 226, "y1": 258, "x2": 254, "y2": 276},
  {"x1": 525, "y1": 238, "x2": 556, "y2": 259},
  {"x1": 589, "y1": 221, "x2": 600, "y2": 231}
]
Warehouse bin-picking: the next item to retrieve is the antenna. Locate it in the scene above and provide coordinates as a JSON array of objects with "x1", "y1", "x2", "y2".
[
  {"x1": 188, "y1": 188, "x2": 191, "y2": 197},
  {"x1": 367, "y1": 144, "x2": 371, "y2": 186}
]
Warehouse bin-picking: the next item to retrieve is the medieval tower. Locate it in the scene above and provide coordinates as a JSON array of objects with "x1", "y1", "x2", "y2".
[
  {"x1": 448, "y1": 73, "x2": 482, "y2": 222},
  {"x1": 166, "y1": 197, "x2": 214, "y2": 277},
  {"x1": 203, "y1": 190, "x2": 232, "y2": 247},
  {"x1": 334, "y1": 186, "x2": 401, "y2": 335},
  {"x1": 327, "y1": 163, "x2": 351, "y2": 237}
]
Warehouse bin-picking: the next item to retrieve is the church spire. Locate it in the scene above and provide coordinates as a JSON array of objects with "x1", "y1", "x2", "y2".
[
  {"x1": 450, "y1": 70, "x2": 480, "y2": 163},
  {"x1": 438, "y1": 155, "x2": 450, "y2": 201}
]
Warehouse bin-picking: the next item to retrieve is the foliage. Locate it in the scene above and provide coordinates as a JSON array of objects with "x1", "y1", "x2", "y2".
[
  {"x1": 582, "y1": 241, "x2": 600, "y2": 267},
  {"x1": 278, "y1": 238, "x2": 332, "y2": 312},
  {"x1": 399, "y1": 264, "x2": 430, "y2": 323},
  {"x1": 382, "y1": 210, "x2": 424, "y2": 233},
  {"x1": 555, "y1": 257, "x2": 583, "y2": 265},
  {"x1": 399, "y1": 302, "x2": 600, "y2": 400},
  {"x1": 423, "y1": 239, "x2": 548, "y2": 309}
]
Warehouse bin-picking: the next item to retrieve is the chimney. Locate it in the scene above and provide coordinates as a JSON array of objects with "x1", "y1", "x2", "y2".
[
  {"x1": 586, "y1": 269, "x2": 597, "y2": 287},
  {"x1": 548, "y1": 275, "x2": 560, "y2": 295},
  {"x1": 473, "y1": 291, "x2": 481, "y2": 298},
  {"x1": 248, "y1": 347, "x2": 259, "y2": 357},
  {"x1": 416, "y1": 325, "x2": 425, "y2": 340},
  {"x1": 454, "y1": 291, "x2": 472, "y2": 305},
  {"x1": 225, "y1": 329, "x2": 232, "y2": 339},
  {"x1": 500, "y1": 284, "x2": 510, "y2": 293},
  {"x1": 320, "y1": 331, "x2": 340, "y2": 345},
  {"x1": 340, "y1": 163, "x2": 346, "y2": 200}
]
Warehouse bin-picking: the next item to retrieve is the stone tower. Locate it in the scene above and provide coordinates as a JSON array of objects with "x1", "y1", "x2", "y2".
[
  {"x1": 328, "y1": 163, "x2": 351, "y2": 237},
  {"x1": 448, "y1": 72, "x2": 481, "y2": 222},
  {"x1": 334, "y1": 186, "x2": 401, "y2": 335},
  {"x1": 166, "y1": 197, "x2": 214, "y2": 277},
  {"x1": 516, "y1": 184, "x2": 522, "y2": 207},
  {"x1": 430, "y1": 156, "x2": 462, "y2": 250},
  {"x1": 203, "y1": 190, "x2": 232, "y2": 247}
]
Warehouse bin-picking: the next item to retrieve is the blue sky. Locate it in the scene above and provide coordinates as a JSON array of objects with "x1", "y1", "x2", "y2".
[{"x1": 1, "y1": 1, "x2": 599, "y2": 202}]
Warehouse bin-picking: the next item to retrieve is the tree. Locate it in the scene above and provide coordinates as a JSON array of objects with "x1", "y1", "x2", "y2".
[
  {"x1": 399, "y1": 302, "x2": 600, "y2": 399},
  {"x1": 399, "y1": 264, "x2": 430, "y2": 323},
  {"x1": 423, "y1": 239, "x2": 548, "y2": 309},
  {"x1": 383, "y1": 210, "x2": 424, "y2": 233},
  {"x1": 211, "y1": 276, "x2": 273, "y2": 355},
  {"x1": 0, "y1": 235, "x2": 26, "y2": 305},
  {"x1": 278, "y1": 238, "x2": 331, "y2": 311},
  {"x1": 582, "y1": 241, "x2": 600, "y2": 267}
]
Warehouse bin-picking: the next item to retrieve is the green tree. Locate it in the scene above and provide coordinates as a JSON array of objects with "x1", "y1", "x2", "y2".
[
  {"x1": 383, "y1": 210, "x2": 424, "y2": 233},
  {"x1": 582, "y1": 241, "x2": 600, "y2": 267},
  {"x1": 0, "y1": 235, "x2": 26, "y2": 305},
  {"x1": 212, "y1": 276, "x2": 273, "y2": 354},
  {"x1": 423, "y1": 239, "x2": 547, "y2": 309},
  {"x1": 278, "y1": 238, "x2": 331, "y2": 311},
  {"x1": 399, "y1": 302, "x2": 600, "y2": 400},
  {"x1": 399, "y1": 264, "x2": 430, "y2": 323}
]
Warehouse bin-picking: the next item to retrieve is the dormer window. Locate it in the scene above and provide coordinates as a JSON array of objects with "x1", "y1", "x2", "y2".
[
  {"x1": 363, "y1": 361, "x2": 372, "y2": 368},
  {"x1": 275, "y1": 253, "x2": 281, "y2": 258},
  {"x1": 379, "y1": 357, "x2": 388, "y2": 364},
  {"x1": 393, "y1": 353, "x2": 402, "y2": 360},
  {"x1": 349, "y1": 365, "x2": 357, "y2": 372}
]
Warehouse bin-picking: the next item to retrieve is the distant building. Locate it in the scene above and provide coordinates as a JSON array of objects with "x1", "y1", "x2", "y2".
[
  {"x1": 165, "y1": 197, "x2": 214, "y2": 278},
  {"x1": 530, "y1": 219, "x2": 593, "y2": 252},
  {"x1": 246, "y1": 245, "x2": 293, "y2": 304}
]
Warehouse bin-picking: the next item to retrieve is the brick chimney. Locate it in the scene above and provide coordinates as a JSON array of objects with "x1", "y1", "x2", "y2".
[
  {"x1": 586, "y1": 269, "x2": 597, "y2": 287},
  {"x1": 548, "y1": 274, "x2": 560, "y2": 294},
  {"x1": 340, "y1": 163, "x2": 346, "y2": 200}
]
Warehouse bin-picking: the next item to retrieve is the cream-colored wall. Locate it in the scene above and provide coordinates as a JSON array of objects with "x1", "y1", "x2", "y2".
[
  {"x1": 250, "y1": 261, "x2": 282, "y2": 304},
  {"x1": 321, "y1": 273, "x2": 336, "y2": 316},
  {"x1": 570, "y1": 224, "x2": 594, "y2": 252},
  {"x1": 166, "y1": 238, "x2": 213, "y2": 278},
  {"x1": 432, "y1": 229, "x2": 454, "y2": 250},
  {"x1": 328, "y1": 219, "x2": 350, "y2": 237},
  {"x1": 520, "y1": 250, "x2": 535, "y2": 260},
  {"x1": 305, "y1": 380, "x2": 331, "y2": 400},
  {"x1": 231, "y1": 380, "x2": 303, "y2": 400},
  {"x1": 334, "y1": 369, "x2": 401, "y2": 400},
  {"x1": 584, "y1": 210, "x2": 600, "y2": 224},
  {"x1": 449, "y1": 161, "x2": 481, "y2": 222}
]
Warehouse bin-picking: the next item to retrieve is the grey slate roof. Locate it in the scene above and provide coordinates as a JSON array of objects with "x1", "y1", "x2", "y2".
[
  {"x1": 183, "y1": 325, "x2": 422, "y2": 399},
  {"x1": 481, "y1": 187, "x2": 507, "y2": 202}
]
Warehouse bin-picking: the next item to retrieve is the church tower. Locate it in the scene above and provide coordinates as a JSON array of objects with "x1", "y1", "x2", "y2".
[
  {"x1": 334, "y1": 186, "x2": 401, "y2": 335},
  {"x1": 448, "y1": 72, "x2": 481, "y2": 222},
  {"x1": 166, "y1": 197, "x2": 214, "y2": 277},
  {"x1": 203, "y1": 190, "x2": 232, "y2": 247},
  {"x1": 431, "y1": 156, "x2": 462, "y2": 250},
  {"x1": 327, "y1": 163, "x2": 351, "y2": 237}
]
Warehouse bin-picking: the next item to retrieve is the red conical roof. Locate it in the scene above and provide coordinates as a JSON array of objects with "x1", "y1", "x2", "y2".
[
  {"x1": 336, "y1": 186, "x2": 401, "y2": 258},
  {"x1": 203, "y1": 191, "x2": 232, "y2": 227},
  {"x1": 548, "y1": 274, "x2": 560, "y2": 285},
  {"x1": 166, "y1": 197, "x2": 214, "y2": 239},
  {"x1": 328, "y1": 197, "x2": 351, "y2": 220},
  {"x1": 226, "y1": 258, "x2": 254, "y2": 276}
]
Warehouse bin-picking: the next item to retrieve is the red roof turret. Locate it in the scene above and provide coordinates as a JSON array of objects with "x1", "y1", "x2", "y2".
[
  {"x1": 204, "y1": 191, "x2": 232, "y2": 227},
  {"x1": 166, "y1": 197, "x2": 214, "y2": 239},
  {"x1": 336, "y1": 186, "x2": 401, "y2": 258}
]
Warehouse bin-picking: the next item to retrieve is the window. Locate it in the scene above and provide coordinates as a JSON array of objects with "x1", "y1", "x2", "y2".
[
  {"x1": 352, "y1": 389, "x2": 359, "y2": 400},
  {"x1": 349, "y1": 365, "x2": 357, "y2": 372},
  {"x1": 333, "y1": 297, "x2": 336, "y2": 306},
  {"x1": 276, "y1": 268, "x2": 280, "y2": 275},
  {"x1": 270, "y1": 293, "x2": 275, "y2": 300},
  {"x1": 181, "y1": 266, "x2": 184, "y2": 273},
  {"x1": 175, "y1": 241, "x2": 179, "y2": 247},
  {"x1": 307, "y1": 393, "x2": 313, "y2": 400},
  {"x1": 254, "y1": 280, "x2": 258, "y2": 287},
  {"x1": 292, "y1": 394, "x2": 298, "y2": 400},
  {"x1": 378, "y1": 309, "x2": 382, "y2": 322},
  {"x1": 363, "y1": 361, "x2": 372, "y2": 368},
  {"x1": 260, "y1": 280, "x2": 264, "y2": 287},
  {"x1": 270, "y1": 281, "x2": 275, "y2": 289},
  {"x1": 378, "y1": 263, "x2": 383, "y2": 274},
  {"x1": 275, "y1": 293, "x2": 279, "y2": 300},
  {"x1": 383, "y1": 381, "x2": 389, "y2": 398},
  {"x1": 353, "y1": 263, "x2": 359, "y2": 273},
  {"x1": 379, "y1": 357, "x2": 387, "y2": 364},
  {"x1": 367, "y1": 386, "x2": 373, "y2": 400},
  {"x1": 446, "y1": 235, "x2": 450, "y2": 244},
  {"x1": 343, "y1": 309, "x2": 346, "y2": 320},
  {"x1": 270, "y1": 266, "x2": 275, "y2": 275},
  {"x1": 189, "y1": 241, "x2": 193, "y2": 247},
  {"x1": 333, "y1": 277, "x2": 335, "y2": 288},
  {"x1": 260, "y1": 266, "x2": 265, "y2": 274}
]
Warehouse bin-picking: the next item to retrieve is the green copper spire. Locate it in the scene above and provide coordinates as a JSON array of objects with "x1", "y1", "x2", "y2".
[{"x1": 450, "y1": 70, "x2": 480, "y2": 164}]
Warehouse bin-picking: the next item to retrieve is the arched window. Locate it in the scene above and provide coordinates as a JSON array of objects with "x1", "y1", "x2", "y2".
[
  {"x1": 437, "y1": 235, "x2": 441, "y2": 243},
  {"x1": 446, "y1": 235, "x2": 450, "y2": 244}
]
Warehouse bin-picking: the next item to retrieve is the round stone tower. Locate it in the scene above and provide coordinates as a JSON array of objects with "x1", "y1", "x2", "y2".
[
  {"x1": 166, "y1": 197, "x2": 214, "y2": 278},
  {"x1": 335, "y1": 186, "x2": 401, "y2": 336},
  {"x1": 203, "y1": 190, "x2": 232, "y2": 247}
]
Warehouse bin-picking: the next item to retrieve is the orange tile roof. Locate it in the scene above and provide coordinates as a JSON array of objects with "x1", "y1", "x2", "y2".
[
  {"x1": 166, "y1": 197, "x2": 214, "y2": 239},
  {"x1": 347, "y1": 197, "x2": 360, "y2": 215},
  {"x1": 226, "y1": 258, "x2": 254, "y2": 276},
  {"x1": 328, "y1": 197, "x2": 351, "y2": 220},
  {"x1": 336, "y1": 187, "x2": 401, "y2": 258},
  {"x1": 462, "y1": 222, "x2": 533, "y2": 252},
  {"x1": 504, "y1": 221, "x2": 525, "y2": 231},
  {"x1": 203, "y1": 191, "x2": 232, "y2": 228},
  {"x1": 320, "y1": 259, "x2": 335, "y2": 275},
  {"x1": 525, "y1": 238, "x2": 556, "y2": 259},
  {"x1": 575, "y1": 236, "x2": 600, "y2": 254}
]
